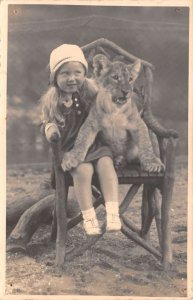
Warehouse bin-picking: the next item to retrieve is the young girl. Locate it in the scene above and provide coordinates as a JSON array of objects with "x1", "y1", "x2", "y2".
[{"x1": 40, "y1": 44, "x2": 121, "y2": 235}]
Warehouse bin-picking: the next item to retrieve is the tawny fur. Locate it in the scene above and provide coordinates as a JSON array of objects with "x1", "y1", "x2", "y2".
[{"x1": 61, "y1": 54, "x2": 164, "y2": 172}]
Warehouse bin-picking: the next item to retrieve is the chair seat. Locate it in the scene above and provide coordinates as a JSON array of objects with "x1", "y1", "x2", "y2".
[
  {"x1": 117, "y1": 164, "x2": 164, "y2": 185},
  {"x1": 63, "y1": 163, "x2": 164, "y2": 187}
]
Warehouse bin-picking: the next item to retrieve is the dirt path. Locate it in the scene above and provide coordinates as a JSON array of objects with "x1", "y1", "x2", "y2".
[{"x1": 6, "y1": 157, "x2": 187, "y2": 297}]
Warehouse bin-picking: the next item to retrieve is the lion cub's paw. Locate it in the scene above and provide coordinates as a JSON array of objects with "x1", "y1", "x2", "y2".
[
  {"x1": 141, "y1": 157, "x2": 165, "y2": 173},
  {"x1": 61, "y1": 152, "x2": 80, "y2": 171}
]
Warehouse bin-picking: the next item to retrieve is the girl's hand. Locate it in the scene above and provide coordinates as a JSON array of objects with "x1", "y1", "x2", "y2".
[
  {"x1": 61, "y1": 152, "x2": 80, "y2": 171},
  {"x1": 45, "y1": 123, "x2": 61, "y2": 143}
]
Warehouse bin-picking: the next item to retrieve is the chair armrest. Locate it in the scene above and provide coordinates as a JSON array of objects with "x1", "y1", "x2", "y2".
[
  {"x1": 140, "y1": 66, "x2": 178, "y2": 139},
  {"x1": 157, "y1": 135, "x2": 179, "y2": 166},
  {"x1": 142, "y1": 109, "x2": 179, "y2": 139}
]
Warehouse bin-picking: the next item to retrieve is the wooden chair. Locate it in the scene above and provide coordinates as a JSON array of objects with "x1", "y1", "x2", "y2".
[{"x1": 51, "y1": 38, "x2": 178, "y2": 270}]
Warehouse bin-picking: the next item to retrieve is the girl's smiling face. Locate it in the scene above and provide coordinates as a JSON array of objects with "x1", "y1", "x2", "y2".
[{"x1": 56, "y1": 61, "x2": 86, "y2": 94}]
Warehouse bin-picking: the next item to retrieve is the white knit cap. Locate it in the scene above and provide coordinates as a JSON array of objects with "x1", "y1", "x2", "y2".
[{"x1": 49, "y1": 44, "x2": 88, "y2": 84}]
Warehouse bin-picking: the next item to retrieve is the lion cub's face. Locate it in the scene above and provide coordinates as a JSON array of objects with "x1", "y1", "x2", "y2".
[{"x1": 93, "y1": 54, "x2": 141, "y2": 106}]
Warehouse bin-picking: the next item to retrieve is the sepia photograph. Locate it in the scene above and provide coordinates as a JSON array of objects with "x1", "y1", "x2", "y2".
[{"x1": 1, "y1": 0, "x2": 192, "y2": 298}]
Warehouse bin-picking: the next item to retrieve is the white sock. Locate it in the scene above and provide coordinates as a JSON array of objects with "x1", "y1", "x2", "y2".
[
  {"x1": 82, "y1": 207, "x2": 97, "y2": 220},
  {"x1": 81, "y1": 207, "x2": 101, "y2": 235},
  {"x1": 105, "y1": 201, "x2": 120, "y2": 215},
  {"x1": 105, "y1": 201, "x2": 121, "y2": 231}
]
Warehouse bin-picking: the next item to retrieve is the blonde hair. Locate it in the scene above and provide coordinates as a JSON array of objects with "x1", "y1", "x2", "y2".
[{"x1": 40, "y1": 86, "x2": 66, "y2": 126}]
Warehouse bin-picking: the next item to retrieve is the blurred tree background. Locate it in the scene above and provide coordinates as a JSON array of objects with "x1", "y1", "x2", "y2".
[{"x1": 7, "y1": 5, "x2": 189, "y2": 165}]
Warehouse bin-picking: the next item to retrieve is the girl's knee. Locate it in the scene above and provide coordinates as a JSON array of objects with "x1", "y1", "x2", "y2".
[
  {"x1": 71, "y1": 163, "x2": 94, "y2": 182},
  {"x1": 95, "y1": 156, "x2": 114, "y2": 172},
  {"x1": 95, "y1": 156, "x2": 117, "y2": 180},
  {"x1": 96, "y1": 156, "x2": 118, "y2": 187}
]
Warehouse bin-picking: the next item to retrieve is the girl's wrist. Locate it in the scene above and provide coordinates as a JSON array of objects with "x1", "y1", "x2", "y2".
[{"x1": 45, "y1": 123, "x2": 61, "y2": 142}]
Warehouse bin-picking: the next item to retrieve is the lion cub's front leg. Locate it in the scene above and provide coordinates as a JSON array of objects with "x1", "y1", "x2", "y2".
[
  {"x1": 61, "y1": 109, "x2": 99, "y2": 171},
  {"x1": 136, "y1": 117, "x2": 165, "y2": 173}
]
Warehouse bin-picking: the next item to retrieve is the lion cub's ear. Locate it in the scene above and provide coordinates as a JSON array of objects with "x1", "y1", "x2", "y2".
[
  {"x1": 128, "y1": 59, "x2": 141, "y2": 83},
  {"x1": 92, "y1": 54, "x2": 111, "y2": 78}
]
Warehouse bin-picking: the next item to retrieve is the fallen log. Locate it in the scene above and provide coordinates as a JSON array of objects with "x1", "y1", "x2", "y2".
[
  {"x1": 7, "y1": 188, "x2": 54, "y2": 226},
  {"x1": 7, "y1": 193, "x2": 80, "y2": 253},
  {"x1": 7, "y1": 194, "x2": 55, "y2": 252}
]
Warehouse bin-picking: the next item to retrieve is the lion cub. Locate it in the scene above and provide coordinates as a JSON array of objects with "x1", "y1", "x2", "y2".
[{"x1": 61, "y1": 54, "x2": 164, "y2": 173}]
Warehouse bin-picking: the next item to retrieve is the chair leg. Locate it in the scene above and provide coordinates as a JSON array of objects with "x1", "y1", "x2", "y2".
[
  {"x1": 141, "y1": 184, "x2": 156, "y2": 241},
  {"x1": 161, "y1": 138, "x2": 177, "y2": 270},
  {"x1": 161, "y1": 181, "x2": 174, "y2": 269},
  {"x1": 51, "y1": 141, "x2": 68, "y2": 268},
  {"x1": 55, "y1": 172, "x2": 68, "y2": 267},
  {"x1": 51, "y1": 200, "x2": 57, "y2": 242},
  {"x1": 154, "y1": 189, "x2": 162, "y2": 248},
  {"x1": 51, "y1": 184, "x2": 69, "y2": 242}
]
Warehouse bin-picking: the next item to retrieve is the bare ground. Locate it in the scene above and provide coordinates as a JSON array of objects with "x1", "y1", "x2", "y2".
[{"x1": 6, "y1": 157, "x2": 187, "y2": 297}]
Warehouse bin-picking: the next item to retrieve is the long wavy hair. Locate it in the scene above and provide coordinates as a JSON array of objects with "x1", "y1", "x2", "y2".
[{"x1": 40, "y1": 85, "x2": 66, "y2": 126}]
